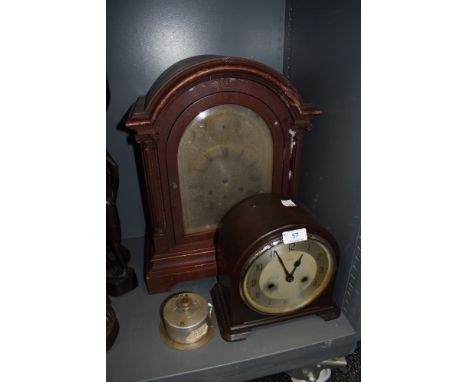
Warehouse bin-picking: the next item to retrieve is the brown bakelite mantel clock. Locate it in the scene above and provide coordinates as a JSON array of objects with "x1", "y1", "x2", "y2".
[
  {"x1": 125, "y1": 56, "x2": 322, "y2": 293},
  {"x1": 211, "y1": 193, "x2": 340, "y2": 341}
]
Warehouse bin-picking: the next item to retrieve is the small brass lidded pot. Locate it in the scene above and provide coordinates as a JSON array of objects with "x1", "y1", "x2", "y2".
[{"x1": 160, "y1": 292, "x2": 215, "y2": 350}]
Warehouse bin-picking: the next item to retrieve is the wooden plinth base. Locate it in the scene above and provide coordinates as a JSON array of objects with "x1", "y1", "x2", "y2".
[
  {"x1": 210, "y1": 283, "x2": 340, "y2": 342},
  {"x1": 144, "y1": 242, "x2": 218, "y2": 293}
]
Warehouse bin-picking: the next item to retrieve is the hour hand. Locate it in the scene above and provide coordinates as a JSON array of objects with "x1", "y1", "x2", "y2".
[
  {"x1": 290, "y1": 254, "x2": 303, "y2": 277},
  {"x1": 274, "y1": 250, "x2": 293, "y2": 282}
]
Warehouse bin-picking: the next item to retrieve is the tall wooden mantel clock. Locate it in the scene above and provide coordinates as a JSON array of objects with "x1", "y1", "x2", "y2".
[{"x1": 126, "y1": 56, "x2": 321, "y2": 293}]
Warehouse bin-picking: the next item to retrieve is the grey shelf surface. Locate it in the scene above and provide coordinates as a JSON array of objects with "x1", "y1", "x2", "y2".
[{"x1": 107, "y1": 238, "x2": 358, "y2": 382}]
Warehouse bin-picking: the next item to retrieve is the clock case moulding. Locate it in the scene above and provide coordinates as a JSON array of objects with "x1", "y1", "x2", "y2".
[
  {"x1": 125, "y1": 55, "x2": 322, "y2": 294},
  {"x1": 211, "y1": 193, "x2": 340, "y2": 342}
]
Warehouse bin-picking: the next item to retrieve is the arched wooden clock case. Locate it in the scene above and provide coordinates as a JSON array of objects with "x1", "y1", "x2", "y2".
[
  {"x1": 126, "y1": 56, "x2": 321, "y2": 293},
  {"x1": 211, "y1": 193, "x2": 340, "y2": 342}
]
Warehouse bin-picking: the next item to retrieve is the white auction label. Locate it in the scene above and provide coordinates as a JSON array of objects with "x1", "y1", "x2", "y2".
[
  {"x1": 281, "y1": 199, "x2": 296, "y2": 207},
  {"x1": 282, "y1": 228, "x2": 307, "y2": 244}
]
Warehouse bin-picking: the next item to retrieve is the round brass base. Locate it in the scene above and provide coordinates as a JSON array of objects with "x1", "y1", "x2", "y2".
[{"x1": 159, "y1": 315, "x2": 216, "y2": 350}]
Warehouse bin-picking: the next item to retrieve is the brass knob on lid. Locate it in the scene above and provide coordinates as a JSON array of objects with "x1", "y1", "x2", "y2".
[{"x1": 176, "y1": 295, "x2": 193, "y2": 312}]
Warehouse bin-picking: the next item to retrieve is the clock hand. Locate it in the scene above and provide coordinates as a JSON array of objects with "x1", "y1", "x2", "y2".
[
  {"x1": 274, "y1": 250, "x2": 294, "y2": 282},
  {"x1": 289, "y1": 254, "x2": 304, "y2": 277}
]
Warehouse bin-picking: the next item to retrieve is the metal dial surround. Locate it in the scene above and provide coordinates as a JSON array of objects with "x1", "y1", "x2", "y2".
[{"x1": 240, "y1": 234, "x2": 335, "y2": 315}]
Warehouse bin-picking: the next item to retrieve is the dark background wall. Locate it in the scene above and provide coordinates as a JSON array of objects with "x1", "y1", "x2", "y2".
[
  {"x1": 286, "y1": 0, "x2": 361, "y2": 330},
  {"x1": 107, "y1": 0, "x2": 286, "y2": 239}
]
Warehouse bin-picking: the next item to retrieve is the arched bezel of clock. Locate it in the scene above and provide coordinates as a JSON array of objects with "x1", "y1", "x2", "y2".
[{"x1": 239, "y1": 234, "x2": 336, "y2": 315}]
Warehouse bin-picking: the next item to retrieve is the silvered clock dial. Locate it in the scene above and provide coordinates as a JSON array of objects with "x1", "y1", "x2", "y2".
[
  {"x1": 241, "y1": 235, "x2": 335, "y2": 315},
  {"x1": 178, "y1": 104, "x2": 273, "y2": 234}
]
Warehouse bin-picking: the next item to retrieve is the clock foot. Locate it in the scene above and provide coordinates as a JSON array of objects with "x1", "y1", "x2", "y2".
[
  {"x1": 316, "y1": 305, "x2": 340, "y2": 321},
  {"x1": 210, "y1": 283, "x2": 251, "y2": 342}
]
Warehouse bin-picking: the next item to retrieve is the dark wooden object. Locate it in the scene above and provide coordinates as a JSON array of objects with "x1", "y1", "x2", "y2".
[
  {"x1": 107, "y1": 151, "x2": 138, "y2": 296},
  {"x1": 125, "y1": 56, "x2": 321, "y2": 293},
  {"x1": 106, "y1": 294, "x2": 119, "y2": 351},
  {"x1": 211, "y1": 193, "x2": 340, "y2": 341}
]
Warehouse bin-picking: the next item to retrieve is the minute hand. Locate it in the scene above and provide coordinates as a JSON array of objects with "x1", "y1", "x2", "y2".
[{"x1": 274, "y1": 250, "x2": 294, "y2": 282}]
